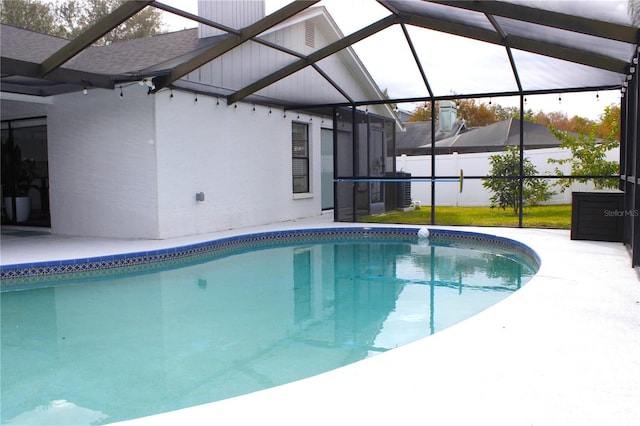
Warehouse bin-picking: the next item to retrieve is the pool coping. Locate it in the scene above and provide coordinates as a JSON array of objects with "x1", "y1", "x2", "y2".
[{"x1": 0, "y1": 226, "x2": 540, "y2": 290}]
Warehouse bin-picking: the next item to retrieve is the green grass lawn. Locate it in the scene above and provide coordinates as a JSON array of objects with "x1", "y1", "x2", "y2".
[{"x1": 361, "y1": 204, "x2": 572, "y2": 229}]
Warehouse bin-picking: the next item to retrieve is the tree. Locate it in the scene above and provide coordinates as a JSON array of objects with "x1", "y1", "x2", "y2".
[
  {"x1": 547, "y1": 123, "x2": 619, "y2": 192},
  {"x1": 407, "y1": 101, "x2": 435, "y2": 122},
  {"x1": 407, "y1": 98, "x2": 520, "y2": 127},
  {"x1": 1, "y1": 0, "x2": 164, "y2": 43},
  {"x1": 456, "y1": 99, "x2": 496, "y2": 127},
  {"x1": 53, "y1": 0, "x2": 165, "y2": 44},
  {"x1": 0, "y1": 0, "x2": 63, "y2": 36},
  {"x1": 456, "y1": 99, "x2": 520, "y2": 127},
  {"x1": 483, "y1": 146, "x2": 554, "y2": 215},
  {"x1": 490, "y1": 103, "x2": 520, "y2": 122},
  {"x1": 597, "y1": 104, "x2": 621, "y2": 141}
]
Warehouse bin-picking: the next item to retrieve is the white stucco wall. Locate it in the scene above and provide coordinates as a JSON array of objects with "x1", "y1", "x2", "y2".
[
  {"x1": 154, "y1": 89, "x2": 327, "y2": 238},
  {"x1": 398, "y1": 147, "x2": 620, "y2": 207},
  {"x1": 46, "y1": 87, "x2": 328, "y2": 239},
  {"x1": 48, "y1": 88, "x2": 160, "y2": 238}
]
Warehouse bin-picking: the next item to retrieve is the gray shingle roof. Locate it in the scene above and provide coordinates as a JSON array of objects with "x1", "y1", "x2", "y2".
[
  {"x1": 395, "y1": 120, "x2": 465, "y2": 155},
  {"x1": 0, "y1": 24, "x2": 222, "y2": 76},
  {"x1": 1, "y1": 24, "x2": 226, "y2": 93},
  {"x1": 396, "y1": 118, "x2": 562, "y2": 155},
  {"x1": 0, "y1": 24, "x2": 68, "y2": 64},
  {"x1": 66, "y1": 29, "x2": 222, "y2": 75}
]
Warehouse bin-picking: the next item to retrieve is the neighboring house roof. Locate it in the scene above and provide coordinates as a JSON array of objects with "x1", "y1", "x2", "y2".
[
  {"x1": 395, "y1": 110, "x2": 413, "y2": 122},
  {"x1": 395, "y1": 120, "x2": 466, "y2": 155},
  {"x1": 397, "y1": 118, "x2": 562, "y2": 155}
]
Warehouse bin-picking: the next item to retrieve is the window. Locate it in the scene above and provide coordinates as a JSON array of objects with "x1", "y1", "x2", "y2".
[{"x1": 292, "y1": 122, "x2": 309, "y2": 193}]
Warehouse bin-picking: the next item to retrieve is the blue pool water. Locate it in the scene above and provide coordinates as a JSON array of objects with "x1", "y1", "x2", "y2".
[{"x1": 0, "y1": 228, "x2": 538, "y2": 425}]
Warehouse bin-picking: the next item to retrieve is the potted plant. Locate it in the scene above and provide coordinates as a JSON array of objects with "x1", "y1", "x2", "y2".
[{"x1": 2, "y1": 131, "x2": 36, "y2": 223}]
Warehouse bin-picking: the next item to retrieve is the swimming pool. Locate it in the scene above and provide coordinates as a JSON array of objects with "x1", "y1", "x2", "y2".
[{"x1": 0, "y1": 227, "x2": 539, "y2": 425}]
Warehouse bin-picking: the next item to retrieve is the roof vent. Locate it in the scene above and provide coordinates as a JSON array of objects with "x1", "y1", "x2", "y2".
[
  {"x1": 305, "y1": 21, "x2": 315, "y2": 48},
  {"x1": 439, "y1": 101, "x2": 457, "y2": 133}
]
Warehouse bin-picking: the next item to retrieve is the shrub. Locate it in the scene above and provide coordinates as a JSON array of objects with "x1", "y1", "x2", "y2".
[
  {"x1": 483, "y1": 146, "x2": 554, "y2": 215},
  {"x1": 547, "y1": 125, "x2": 619, "y2": 192}
]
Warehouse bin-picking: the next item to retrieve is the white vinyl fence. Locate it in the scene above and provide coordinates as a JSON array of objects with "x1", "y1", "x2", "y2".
[{"x1": 396, "y1": 147, "x2": 620, "y2": 207}]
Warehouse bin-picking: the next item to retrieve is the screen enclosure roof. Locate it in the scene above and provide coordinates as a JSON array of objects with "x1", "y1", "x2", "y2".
[{"x1": 1, "y1": 0, "x2": 638, "y2": 108}]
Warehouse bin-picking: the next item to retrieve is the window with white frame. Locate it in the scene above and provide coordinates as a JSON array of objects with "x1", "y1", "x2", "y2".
[{"x1": 292, "y1": 122, "x2": 309, "y2": 193}]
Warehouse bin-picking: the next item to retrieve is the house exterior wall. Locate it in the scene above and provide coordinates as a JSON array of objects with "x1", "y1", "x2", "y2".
[
  {"x1": 154, "y1": 89, "x2": 327, "y2": 238},
  {"x1": 198, "y1": 0, "x2": 265, "y2": 38},
  {"x1": 398, "y1": 147, "x2": 620, "y2": 207},
  {"x1": 46, "y1": 87, "x2": 329, "y2": 239},
  {"x1": 48, "y1": 88, "x2": 160, "y2": 238}
]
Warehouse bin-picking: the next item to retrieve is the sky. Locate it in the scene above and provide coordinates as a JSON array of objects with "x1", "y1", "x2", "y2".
[{"x1": 159, "y1": 0, "x2": 624, "y2": 121}]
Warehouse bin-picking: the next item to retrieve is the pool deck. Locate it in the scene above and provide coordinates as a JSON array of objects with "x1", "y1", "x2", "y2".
[{"x1": 1, "y1": 214, "x2": 639, "y2": 426}]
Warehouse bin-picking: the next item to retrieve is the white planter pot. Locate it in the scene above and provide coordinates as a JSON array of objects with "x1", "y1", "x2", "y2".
[{"x1": 4, "y1": 196, "x2": 31, "y2": 223}]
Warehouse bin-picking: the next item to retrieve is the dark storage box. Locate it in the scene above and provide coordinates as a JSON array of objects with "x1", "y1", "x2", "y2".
[{"x1": 571, "y1": 191, "x2": 624, "y2": 242}]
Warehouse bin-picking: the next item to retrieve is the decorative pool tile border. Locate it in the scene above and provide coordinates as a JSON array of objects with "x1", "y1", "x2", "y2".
[{"x1": 0, "y1": 227, "x2": 540, "y2": 290}]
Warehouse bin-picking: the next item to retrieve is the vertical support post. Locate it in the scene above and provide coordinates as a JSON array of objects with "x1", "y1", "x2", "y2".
[
  {"x1": 352, "y1": 104, "x2": 357, "y2": 222},
  {"x1": 430, "y1": 99, "x2": 436, "y2": 225},
  {"x1": 333, "y1": 107, "x2": 339, "y2": 222},
  {"x1": 518, "y1": 94, "x2": 525, "y2": 228},
  {"x1": 621, "y1": 93, "x2": 632, "y2": 245},
  {"x1": 366, "y1": 111, "x2": 371, "y2": 213},
  {"x1": 630, "y1": 62, "x2": 640, "y2": 266}
]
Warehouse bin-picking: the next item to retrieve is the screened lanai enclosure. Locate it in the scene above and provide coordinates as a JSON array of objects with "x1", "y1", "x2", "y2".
[
  {"x1": 1, "y1": 0, "x2": 639, "y2": 264},
  {"x1": 332, "y1": 108, "x2": 397, "y2": 221}
]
